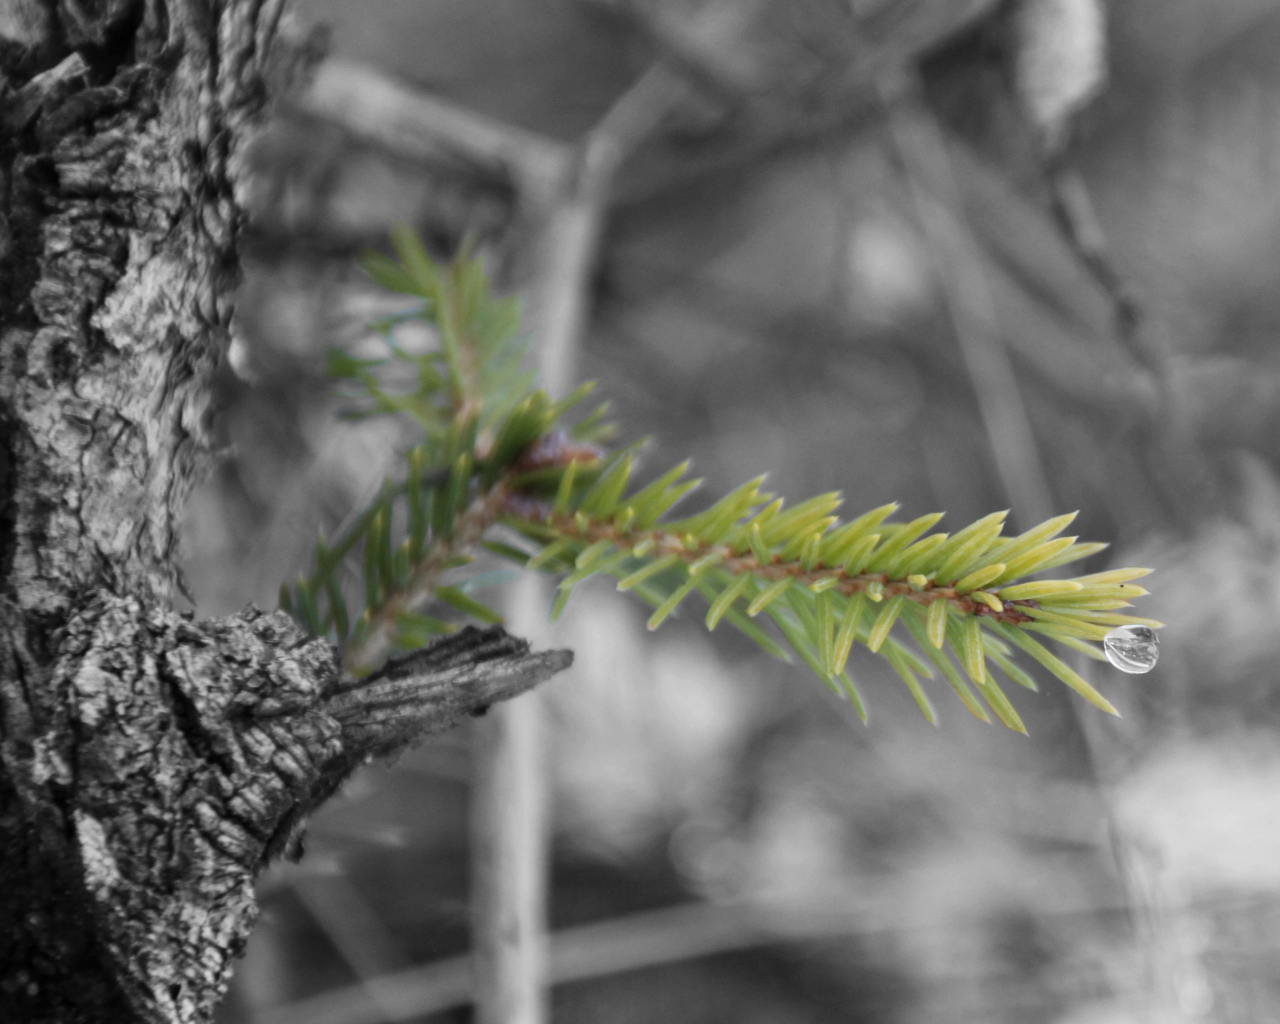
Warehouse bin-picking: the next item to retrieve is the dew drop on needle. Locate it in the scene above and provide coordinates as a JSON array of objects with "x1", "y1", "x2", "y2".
[{"x1": 1104, "y1": 625, "x2": 1159, "y2": 674}]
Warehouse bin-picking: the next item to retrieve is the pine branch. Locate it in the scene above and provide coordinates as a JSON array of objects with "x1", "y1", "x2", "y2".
[{"x1": 282, "y1": 233, "x2": 1162, "y2": 732}]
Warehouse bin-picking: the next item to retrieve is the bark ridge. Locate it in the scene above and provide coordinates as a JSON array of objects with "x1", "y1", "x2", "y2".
[{"x1": 0, "y1": 2, "x2": 572, "y2": 1021}]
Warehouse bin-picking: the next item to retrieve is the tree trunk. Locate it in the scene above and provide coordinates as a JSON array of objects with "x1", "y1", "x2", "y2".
[{"x1": 0, "y1": 4, "x2": 570, "y2": 1022}]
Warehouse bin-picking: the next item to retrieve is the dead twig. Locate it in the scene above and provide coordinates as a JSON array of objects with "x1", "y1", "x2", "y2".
[{"x1": 881, "y1": 79, "x2": 1057, "y2": 530}]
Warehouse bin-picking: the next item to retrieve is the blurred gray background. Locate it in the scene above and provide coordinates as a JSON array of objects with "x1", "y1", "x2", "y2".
[{"x1": 190, "y1": 1, "x2": 1280, "y2": 1021}]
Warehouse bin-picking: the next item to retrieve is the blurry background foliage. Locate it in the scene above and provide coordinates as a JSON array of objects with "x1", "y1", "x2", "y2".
[{"x1": 191, "y1": 0, "x2": 1280, "y2": 1021}]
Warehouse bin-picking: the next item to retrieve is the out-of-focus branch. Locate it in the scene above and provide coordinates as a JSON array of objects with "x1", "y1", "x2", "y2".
[
  {"x1": 857, "y1": 0, "x2": 1004, "y2": 62},
  {"x1": 262, "y1": 897, "x2": 893, "y2": 1024},
  {"x1": 1051, "y1": 168, "x2": 1145, "y2": 346},
  {"x1": 287, "y1": 53, "x2": 1159, "y2": 418},
  {"x1": 982, "y1": 263, "x2": 1150, "y2": 409},
  {"x1": 296, "y1": 57, "x2": 570, "y2": 194},
  {"x1": 600, "y1": 0, "x2": 1003, "y2": 103},
  {"x1": 259, "y1": 885, "x2": 1132, "y2": 1024},
  {"x1": 470, "y1": 684, "x2": 549, "y2": 1024},
  {"x1": 290, "y1": 874, "x2": 418, "y2": 1024},
  {"x1": 882, "y1": 81, "x2": 1056, "y2": 529},
  {"x1": 946, "y1": 143, "x2": 1132, "y2": 356},
  {"x1": 466, "y1": 56, "x2": 693, "y2": 1024},
  {"x1": 590, "y1": 0, "x2": 768, "y2": 101},
  {"x1": 572, "y1": 0, "x2": 1015, "y2": 223},
  {"x1": 881, "y1": 81, "x2": 1156, "y2": 1014},
  {"x1": 523, "y1": 63, "x2": 688, "y2": 393}
]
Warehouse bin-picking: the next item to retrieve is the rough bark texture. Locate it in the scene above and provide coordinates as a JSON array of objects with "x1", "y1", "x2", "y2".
[
  {"x1": 0, "y1": 3, "x2": 572, "y2": 1022},
  {"x1": 2, "y1": 604, "x2": 568, "y2": 1024}
]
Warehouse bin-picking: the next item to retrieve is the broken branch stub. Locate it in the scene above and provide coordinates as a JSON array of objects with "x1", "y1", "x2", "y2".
[{"x1": 0, "y1": 596, "x2": 569, "y2": 1024}]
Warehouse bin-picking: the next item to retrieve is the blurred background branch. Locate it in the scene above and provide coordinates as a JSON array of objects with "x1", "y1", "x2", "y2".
[
  {"x1": 882, "y1": 78, "x2": 1057, "y2": 530},
  {"x1": 469, "y1": 53, "x2": 695, "y2": 1024},
  {"x1": 261, "y1": 885, "x2": 1134, "y2": 1024}
]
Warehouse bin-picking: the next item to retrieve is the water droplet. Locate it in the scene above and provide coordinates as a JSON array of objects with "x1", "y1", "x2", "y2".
[{"x1": 1104, "y1": 625, "x2": 1159, "y2": 674}]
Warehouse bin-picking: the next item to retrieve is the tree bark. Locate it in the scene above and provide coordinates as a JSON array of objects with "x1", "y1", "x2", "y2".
[{"x1": 0, "y1": 3, "x2": 571, "y2": 1022}]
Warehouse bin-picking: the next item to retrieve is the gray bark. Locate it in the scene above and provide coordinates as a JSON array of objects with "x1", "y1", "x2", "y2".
[{"x1": 0, "y1": 3, "x2": 570, "y2": 1022}]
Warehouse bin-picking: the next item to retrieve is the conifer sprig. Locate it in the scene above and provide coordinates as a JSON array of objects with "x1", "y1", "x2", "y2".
[{"x1": 280, "y1": 234, "x2": 1162, "y2": 731}]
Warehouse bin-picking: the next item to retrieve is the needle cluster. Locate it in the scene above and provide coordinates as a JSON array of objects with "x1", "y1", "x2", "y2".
[{"x1": 280, "y1": 232, "x2": 1161, "y2": 732}]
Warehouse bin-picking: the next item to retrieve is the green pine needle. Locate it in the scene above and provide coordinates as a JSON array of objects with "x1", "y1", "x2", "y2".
[
  {"x1": 901, "y1": 610, "x2": 991, "y2": 724},
  {"x1": 974, "y1": 672, "x2": 1028, "y2": 734},
  {"x1": 926, "y1": 597, "x2": 949, "y2": 648},
  {"x1": 617, "y1": 554, "x2": 681, "y2": 592},
  {"x1": 748, "y1": 577, "x2": 796, "y2": 617},
  {"x1": 866, "y1": 594, "x2": 906, "y2": 653},
  {"x1": 284, "y1": 232, "x2": 1160, "y2": 730},
  {"x1": 705, "y1": 572, "x2": 753, "y2": 631},
  {"x1": 884, "y1": 644, "x2": 938, "y2": 725},
  {"x1": 647, "y1": 577, "x2": 698, "y2": 630},
  {"x1": 832, "y1": 591, "x2": 865, "y2": 678},
  {"x1": 839, "y1": 671, "x2": 870, "y2": 724},
  {"x1": 954, "y1": 562, "x2": 1005, "y2": 594}
]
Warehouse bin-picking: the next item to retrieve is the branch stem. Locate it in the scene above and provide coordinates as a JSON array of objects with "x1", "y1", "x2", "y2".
[{"x1": 508, "y1": 511, "x2": 1036, "y2": 626}]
